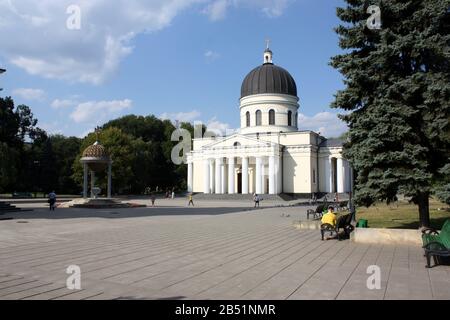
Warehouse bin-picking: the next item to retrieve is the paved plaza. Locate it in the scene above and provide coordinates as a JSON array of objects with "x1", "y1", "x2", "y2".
[{"x1": 0, "y1": 198, "x2": 449, "y2": 300}]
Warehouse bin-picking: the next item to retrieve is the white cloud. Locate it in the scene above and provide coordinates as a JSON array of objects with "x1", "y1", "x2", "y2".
[
  {"x1": 203, "y1": 0, "x2": 291, "y2": 20},
  {"x1": 39, "y1": 121, "x2": 65, "y2": 135},
  {"x1": 78, "y1": 128, "x2": 95, "y2": 139},
  {"x1": 51, "y1": 99, "x2": 77, "y2": 109},
  {"x1": 12, "y1": 88, "x2": 46, "y2": 101},
  {"x1": 70, "y1": 99, "x2": 133, "y2": 124},
  {"x1": 0, "y1": 0, "x2": 203, "y2": 85},
  {"x1": 203, "y1": 0, "x2": 229, "y2": 21},
  {"x1": 206, "y1": 116, "x2": 234, "y2": 136},
  {"x1": 160, "y1": 110, "x2": 202, "y2": 123},
  {"x1": 204, "y1": 50, "x2": 221, "y2": 62},
  {"x1": 298, "y1": 112, "x2": 348, "y2": 138},
  {"x1": 0, "y1": 1, "x2": 292, "y2": 84}
]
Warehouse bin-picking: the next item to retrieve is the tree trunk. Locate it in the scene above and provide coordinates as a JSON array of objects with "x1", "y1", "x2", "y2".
[{"x1": 417, "y1": 193, "x2": 430, "y2": 228}]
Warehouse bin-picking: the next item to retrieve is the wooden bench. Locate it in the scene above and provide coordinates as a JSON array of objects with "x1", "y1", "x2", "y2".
[
  {"x1": 320, "y1": 213, "x2": 355, "y2": 241},
  {"x1": 422, "y1": 219, "x2": 450, "y2": 268}
]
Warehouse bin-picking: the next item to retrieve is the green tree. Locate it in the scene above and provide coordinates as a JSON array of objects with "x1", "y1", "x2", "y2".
[
  {"x1": 0, "y1": 97, "x2": 44, "y2": 193},
  {"x1": 50, "y1": 135, "x2": 82, "y2": 194},
  {"x1": 0, "y1": 143, "x2": 18, "y2": 193},
  {"x1": 331, "y1": 0, "x2": 450, "y2": 227},
  {"x1": 102, "y1": 115, "x2": 195, "y2": 192}
]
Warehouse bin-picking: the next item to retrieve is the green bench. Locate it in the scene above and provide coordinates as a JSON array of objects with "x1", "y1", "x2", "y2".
[{"x1": 421, "y1": 219, "x2": 450, "y2": 268}]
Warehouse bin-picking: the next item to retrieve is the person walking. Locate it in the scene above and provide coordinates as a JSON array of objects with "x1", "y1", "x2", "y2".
[
  {"x1": 48, "y1": 191, "x2": 57, "y2": 211},
  {"x1": 253, "y1": 193, "x2": 260, "y2": 208},
  {"x1": 150, "y1": 193, "x2": 156, "y2": 207},
  {"x1": 188, "y1": 193, "x2": 194, "y2": 207},
  {"x1": 171, "y1": 189, "x2": 175, "y2": 199}
]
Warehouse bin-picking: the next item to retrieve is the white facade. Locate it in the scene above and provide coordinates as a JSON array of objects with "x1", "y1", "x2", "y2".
[{"x1": 187, "y1": 48, "x2": 351, "y2": 196}]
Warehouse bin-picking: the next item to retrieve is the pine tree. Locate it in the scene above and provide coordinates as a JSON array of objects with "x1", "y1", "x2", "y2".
[{"x1": 331, "y1": 0, "x2": 450, "y2": 227}]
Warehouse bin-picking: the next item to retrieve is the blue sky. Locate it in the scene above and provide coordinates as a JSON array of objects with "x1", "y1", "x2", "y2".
[{"x1": 0, "y1": 0, "x2": 348, "y2": 138}]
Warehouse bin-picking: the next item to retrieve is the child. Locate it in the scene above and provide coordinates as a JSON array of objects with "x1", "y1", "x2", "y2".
[{"x1": 188, "y1": 194, "x2": 194, "y2": 206}]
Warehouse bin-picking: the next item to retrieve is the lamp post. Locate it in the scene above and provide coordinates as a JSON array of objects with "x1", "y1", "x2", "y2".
[{"x1": 0, "y1": 68, "x2": 5, "y2": 91}]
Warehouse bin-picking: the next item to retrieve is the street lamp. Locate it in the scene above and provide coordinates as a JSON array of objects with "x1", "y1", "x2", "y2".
[{"x1": 0, "y1": 68, "x2": 5, "y2": 91}]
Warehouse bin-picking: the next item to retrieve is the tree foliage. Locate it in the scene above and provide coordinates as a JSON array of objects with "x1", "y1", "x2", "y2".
[{"x1": 331, "y1": 0, "x2": 450, "y2": 226}]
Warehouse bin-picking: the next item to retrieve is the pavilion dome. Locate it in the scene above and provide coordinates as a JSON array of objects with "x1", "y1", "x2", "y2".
[
  {"x1": 82, "y1": 141, "x2": 109, "y2": 159},
  {"x1": 81, "y1": 141, "x2": 110, "y2": 172}
]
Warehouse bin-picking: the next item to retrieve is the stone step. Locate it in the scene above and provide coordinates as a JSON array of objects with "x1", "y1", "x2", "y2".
[{"x1": 192, "y1": 193, "x2": 294, "y2": 201}]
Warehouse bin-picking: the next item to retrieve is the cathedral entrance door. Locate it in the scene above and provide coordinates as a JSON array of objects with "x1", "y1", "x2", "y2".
[{"x1": 237, "y1": 173, "x2": 242, "y2": 194}]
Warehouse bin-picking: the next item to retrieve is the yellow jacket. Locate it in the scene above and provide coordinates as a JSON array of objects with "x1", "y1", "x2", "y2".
[{"x1": 321, "y1": 212, "x2": 337, "y2": 226}]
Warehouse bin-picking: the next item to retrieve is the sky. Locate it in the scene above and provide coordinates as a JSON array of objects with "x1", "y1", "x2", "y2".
[{"x1": 0, "y1": 0, "x2": 349, "y2": 138}]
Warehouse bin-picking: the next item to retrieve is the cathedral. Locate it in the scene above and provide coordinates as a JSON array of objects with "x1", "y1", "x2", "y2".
[{"x1": 186, "y1": 46, "x2": 352, "y2": 196}]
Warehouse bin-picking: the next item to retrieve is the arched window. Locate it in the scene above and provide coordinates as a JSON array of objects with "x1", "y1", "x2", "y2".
[
  {"x1": 288, "y1": 111, "x2": 292, "y2": 126},
  {"x1": 233, "y1": 142, "x2": 241, "y2": 147},
  {"x1": 268, "y1": 109, "x2": 275, "y2": 125},
  {"x1": 246, "y1": 111, "x2": 250, "y2": 127},
  {"x1": 255, "y1": 110, "x2": 262, "y2": 126},
  {"x1": 295, "y1": 112, "x2": 298, "y2": 127}
]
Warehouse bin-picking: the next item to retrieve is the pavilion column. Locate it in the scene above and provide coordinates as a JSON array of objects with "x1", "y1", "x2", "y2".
[
  {"x1": 203, "y1": 159, "x2": 210, "y2": 194},
  {"x1": 187, "y1": 161, "x2": 193, "y2": 192},
  {"x1": 269, "y1": 155, "x2": 275, "y2": 195},
  {"x1": 242, "y1": 157, "x2": 249, "y2": 194},
  {"x1": 215, "y1": 158, "x2": 222, "y2": 194},
  {"x1": 337, "y1": 158, "x2": 344, "y2": 193},
  {"x1": 83, "y1": 163, "x2": 88, "y2": 198},
  {"x1": 107, "y1": 162, "x2": 112, "y2": 198},
  {"x1": 228, "y1": 157, "x2": 235, "y2": 194},
  {"x1": 255, "y1": 157, "x2": 262, "y2": 194},
  {"x1": 90, "y1": 171, "x2": 95, "y2": 198},
  {"x1": 209, "y1": 159, "x2": 215, "y2": 194}
]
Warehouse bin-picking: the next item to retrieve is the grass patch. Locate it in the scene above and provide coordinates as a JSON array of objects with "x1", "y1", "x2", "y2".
[{"x1": 356, "y1": 198, "x2": 450, "y2": 229}]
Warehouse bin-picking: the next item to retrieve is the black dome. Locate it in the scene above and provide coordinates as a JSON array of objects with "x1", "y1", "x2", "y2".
[{"x1": 241, "y1": 63, "x2": 297, "y2": 99}]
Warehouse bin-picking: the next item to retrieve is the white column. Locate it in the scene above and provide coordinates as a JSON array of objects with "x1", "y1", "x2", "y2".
[
  {"x1": 255, "y1": 157, "x2": 262, "y2": 194},
  {"x1": 203, "y1": 159, "x2": 210, "y2": 194},
  {"x1": 107, "y1": 162, "x2": 112, "y2": 198},
  {"x1": 215, "y1": 158, "x2": 222, "y2": 194},
  {"x1": 228, "y1": 157, "x2": 235, "y2": 194},
  {"x1": 221, "y1": 161, "x2": 226, "y2": 194},
  {"x1": 343, "y1": 160, "x2": 349, "y2": 192},
  {"x1": 209, "y1": 159, "x2": 215, "y2": 194},
  {"x1": 276, "y1": 155, "x2": 282, "y2": 194},
  {"x1": 325, "y1": 157, "x2": 331, "y2": 193},
  {"x1": 269, "y1": 156, "x2": 275, "y2": 195},
  {"x1": 83, "y1": 163, "x2": 88, "y2": 198},
  {"x1": 337, "y1": 158, "x2": 344, "y2": 193},
  {"x1": 242, "y1": 157, "x2": 249, "y2": 194},
  {"x1": 187, "y1": 161, "x2": 193, "y2": 192}
]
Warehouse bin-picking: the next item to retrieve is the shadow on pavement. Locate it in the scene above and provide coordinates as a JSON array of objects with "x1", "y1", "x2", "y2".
[{"x1": 0, "y1": 206, "x2": 263, "y2": 220}]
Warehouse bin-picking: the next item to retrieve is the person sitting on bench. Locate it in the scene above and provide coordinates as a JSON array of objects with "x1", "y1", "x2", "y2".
[
  {"x1": 321, "y1": 206, "x2": 337, "y2": 240},
  {"x1": 322, "y1": 206, "x2": 336, "y2": 225}
]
